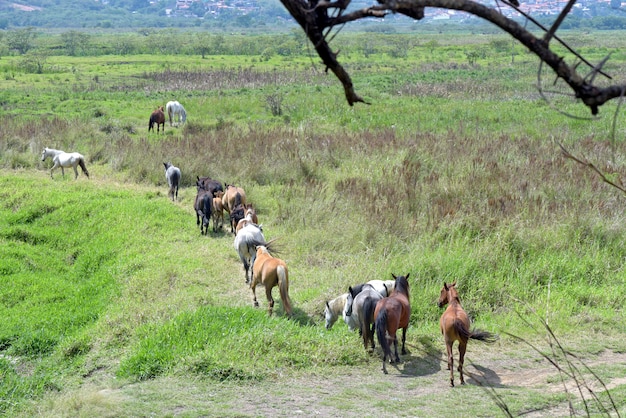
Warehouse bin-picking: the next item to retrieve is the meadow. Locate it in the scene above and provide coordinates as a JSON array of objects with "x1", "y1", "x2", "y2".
[{"x1": 1, "y1": 30, "x2": 626, "y2": 416}]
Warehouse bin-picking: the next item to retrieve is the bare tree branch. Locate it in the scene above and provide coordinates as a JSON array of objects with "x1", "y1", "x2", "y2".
[
  {"x1": 557, "y1": 141, "x2": 626, "y2": 194},
  {"x1": 280, "y1": 0, "x2": 626, "y2": 113}
]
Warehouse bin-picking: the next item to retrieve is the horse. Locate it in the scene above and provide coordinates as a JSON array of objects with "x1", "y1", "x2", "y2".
[
  {"x1": 165, "y1": 100, "x2": 187, "y2": 126},
  {"x1": 230, "y1": 203, "x2": 246, "y2": 235},
  {"x1": 251, "y1": 240, "x2": 292, "y2": 317},
  {"x1": 163, "y1": 162, "x2": 181, "y2": 201},
  {"x1": 374, "y1": 273, "x2": 411, "y2": 374},
  {"x1": 324, "y1": 293, "x2": 348, "y2": 330},
  {"x1": 343, "y1": 279, "x2": 395, "y2": 331},
  {"x1": 438, "y1": 282, "x2": 498, "y2": 387},
  {"x1": 41, "y1": 147, "x2": 89, "y2": 179},
  {"x1": 353, "y1": 284, "x2": 387, "y2": 351},
  {"x1": 233, "y1": 223, "x2": 266, "y2": 283},
  {"x1": 222, "y1": 184, "x2": 247, "y2": 232},
  {"x1": 235, "y1": 204, "x2": 258, "y2": 234},
  {"x1": 148, "y1": 106, "x2": 165, "y2": 133},
  {"x1": 194, "y1": 189, "x2": 212, "y2": 235},
  {"x1": 196, "y1": 176, "x2": 223, "y2": 198},
  {"x1": 212, "y1": 190, "x2": 225, "y2": 232}
]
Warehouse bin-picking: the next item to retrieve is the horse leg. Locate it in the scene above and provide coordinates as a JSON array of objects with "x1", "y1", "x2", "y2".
[
  {"x1": 446, "y1": 341, "x2": 455, "y2": 387},
  {"x1": 265, "y1": 285, "x2": 274, "y2": 316},
  {"x1": 401, "y1": 326, "x2": 407, "y2": 355},
  {"x1": 458, "y1": 340, "x2": 467, "y2": 385},
  {"x1": 73, "y1": 165, "x2": 79, "y2": 179},
  {"x1": 250, "y1": 281, "x2": 259, "y2": 308},
  {"x1": 60, "y1": 166, "x2": 65, "y2": 178},
  {"x1": 392, "y1": 333, "x2": 400, "y2": 363}
]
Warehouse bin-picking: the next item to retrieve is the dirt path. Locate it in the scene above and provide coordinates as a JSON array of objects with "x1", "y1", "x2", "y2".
[{"x1": 62, "y1": 341, "x2": 625, "y2": 418}]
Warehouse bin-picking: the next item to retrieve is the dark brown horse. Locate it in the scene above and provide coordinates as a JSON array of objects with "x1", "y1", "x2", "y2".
[
  {"x1": 194, "y1": 189, "x2": 212, "y2": 235},
  {"x1": 374, "y1": 273, "x2": 411, "y2": 374},
  {"x1": 148, "y1": 106, "x2": 165, "y2": 133},
  {"x1": 438, "y1": 282, "x2": 498, "y2": 387}
]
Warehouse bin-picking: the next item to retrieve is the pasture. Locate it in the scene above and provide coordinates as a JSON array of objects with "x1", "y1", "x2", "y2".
[{"x1": 1, "y1": 30, "x2": 626, "y2": 416}]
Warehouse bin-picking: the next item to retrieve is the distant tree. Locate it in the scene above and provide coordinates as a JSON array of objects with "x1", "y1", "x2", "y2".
[
  {"x1": 19, "y1": 49, "x2": 49, "y2": 74},
  {"x1": 61, "y1": 31, "x2": 91, "y2": 56},
  {"x1": 610, "y1": 0, "x2": 622, "y2": 9},
  {"x1": 195, "y1": 32, "x2": 213, "y2": 58},
  {"x1": 6, "y1": 27, "x2": 37, "y2": 55}
]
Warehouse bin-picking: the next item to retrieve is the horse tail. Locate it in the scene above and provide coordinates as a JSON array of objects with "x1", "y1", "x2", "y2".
[
  {"x1": 233, "y1": 192, "x2": 242, "y2": 208},
  {"x1": 453, "y1": 319, "x2": 471, "y2": 342},
  {"x1": 470, "y1": 329, "x2": 498, "y2": 343},
  {"x1": 277, "y1": 265, "x2": 292, "y2": 316},
  {"x1": 375, "y1": 307, "x2": 391, "y2": 359},
  {"x1": 203, "y1": 193, "x2": 212, "y2": 225},
  {"x1": 78, "y1": 158, "x2": 89, "y2": 178},
  {"x1": 362, "y1": 297, "x2": 378, "y2": 347}
]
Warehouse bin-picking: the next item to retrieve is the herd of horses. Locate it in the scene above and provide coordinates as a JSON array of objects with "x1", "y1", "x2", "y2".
[
  {"x1": 39, "y1": 141, "x2": 497, "y2": 384},
  {"x1": 326, "y1": 275, "x2": 498, "y2": 382}
]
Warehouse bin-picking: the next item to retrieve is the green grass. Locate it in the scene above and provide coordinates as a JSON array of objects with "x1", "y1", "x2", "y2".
[{"x1": 1, "y1": 30, "x2": 626, "y2": 416}]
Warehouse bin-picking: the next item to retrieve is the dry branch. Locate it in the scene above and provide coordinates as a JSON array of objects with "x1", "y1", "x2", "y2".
[{"x1": 279, "y1": 0, "x2": 626, "y2": 113}]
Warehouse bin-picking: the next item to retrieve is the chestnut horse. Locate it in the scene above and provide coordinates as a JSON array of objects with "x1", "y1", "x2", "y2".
[
  {"x1": 212, "y1": 190, "x2": 225, "y2": 232},
  {"x1": 438, "y1": 282, "x2": 498, "y2": 387},
  {"x1": 251, "y1": 240, "x2": 292, "y2": 317},
  {"x1": 374, "y1": 273, "x2": 411, "y2": 374},
  {"x1": 148, "y1": 106, "x2": 165, "y2": 133}
]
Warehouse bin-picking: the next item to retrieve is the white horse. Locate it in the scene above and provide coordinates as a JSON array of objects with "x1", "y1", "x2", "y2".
[
  {"x1": 163, "y1": 162, "x2": 181, "y2": 202},
  {"x1": 324, "y1": 293, "x2": 348, "y2": 330},
  {"x1": 233, "y1": 223, "x2": 267, "y2": 284},
  {"x1": 165, "y1": 100, "x2": 187, "y2": 126},
  {"x1": 41, "y1": 147, "x2": 89, "y2": 179},
  {"x1": 343, "y1": 279, "x2": 395, "y2": 331}
]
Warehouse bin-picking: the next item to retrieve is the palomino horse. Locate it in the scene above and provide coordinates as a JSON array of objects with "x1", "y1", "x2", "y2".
[
  {"x1": 235, "y1": 204, "x2": 259, "y2": 234},
  {"x1": 438, "y1": 282, "x2": 498, "y2": 387},
  {"x1": 163, "y1": 162, "x2": 181, "y2": 201},
  {"x1": 324, "y1": 293, "x2": 348, "y2": 330},
  {"x1": 343, "y1": 279, "x2": 395, "y2": 331},
  {"x1": 194, "y1": 189, "x2": 212, "y2": 235},
  {"x1": 148, "y1": 106, "x2": 165, "y2": 133},
  {"x1": 374, "y1": 273, "x2": 411, "y2": 374},
  {"x1": 251, "y1": 240, "x2": 292, "y2": 317},
  {"x1": 212, "y1": 190, "x2": 225, "y2": 232},
  {"x1": 41, "y1": 147, "x2": 89, "y2": 179},
  {"x1": 233, "y1": 223, "x2": 266, "y2": 283},
  {"x1": 353, "y1": 284, "x2": 387, "y2": 351},
  {"x1": 165, "y1": 100, "x2": 187, "y2": 126}
]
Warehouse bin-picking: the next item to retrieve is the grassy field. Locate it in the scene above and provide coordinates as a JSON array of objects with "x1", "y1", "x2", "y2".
[{"x1": 1, "y1": 30, "x2": 626, "y2": 416}]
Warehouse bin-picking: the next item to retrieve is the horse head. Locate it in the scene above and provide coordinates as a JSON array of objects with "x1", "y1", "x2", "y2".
[{"x1": 438, "y1": 281, "x2": 457, "y2": 308}]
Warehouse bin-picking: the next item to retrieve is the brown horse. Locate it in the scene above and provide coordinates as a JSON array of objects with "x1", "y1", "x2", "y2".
[
  {"x1": 222, "y1": 184, "x2": 246, "y2": 215},
  {"x1": 212, "y1": 190, "x2": 225, "y2": 232},
  {"x1": 148, "y1": 106, "x2": 165, "y2": 133},
  {"x1": 251, "y1": 241, "x2": 292, "y2": 317},
  {"x1": 374, "y1": 273, "x2": 411, "y2": 374},
  {"x1": 222, "y1": 184, "x2": 247, "y2": 233},
  {"x1": 438, "y1": 282, "x2": 498, "y2": 387}
]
